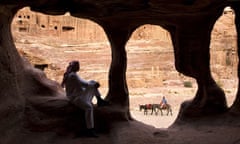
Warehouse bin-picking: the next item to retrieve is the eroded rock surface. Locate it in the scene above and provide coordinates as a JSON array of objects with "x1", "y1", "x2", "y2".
[{"x1": 1, "y1": 0, "x2": 240, "y2": 143}]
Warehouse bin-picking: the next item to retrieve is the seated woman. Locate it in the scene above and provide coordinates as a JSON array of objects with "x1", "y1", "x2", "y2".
[{"x1": 61, "y1": 60, "x2": 109, "y2": 138}]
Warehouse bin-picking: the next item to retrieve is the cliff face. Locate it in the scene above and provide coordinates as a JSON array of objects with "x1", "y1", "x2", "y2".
[
  {"x1": 12, "y1": 7, "x2": 172, "y2": 43},
  {"x1": 12, "y1": 7, "x2": 237, "y2": 88},
  {"x1": 1, "y1": 0, "x2": 240, "y2": 143}
]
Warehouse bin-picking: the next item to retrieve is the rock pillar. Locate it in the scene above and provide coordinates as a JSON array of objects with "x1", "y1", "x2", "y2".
[
  {"x1": 230, "y1": 2, "x2": 240, "y2": 114},
  {"x1": 0, "y1": 6, "x2": 25, "y2": 135},
  {"x1": 168, "y1": 13, "x2": 228, "y2": 119},
  {"x1": 102, "y1": 23, "x2": 134, "y2": 107}
]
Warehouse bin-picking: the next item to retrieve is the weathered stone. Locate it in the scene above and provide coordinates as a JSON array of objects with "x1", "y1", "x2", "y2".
[{"x1": 1, "y1": 0, "x2": 240, "y2": 143}]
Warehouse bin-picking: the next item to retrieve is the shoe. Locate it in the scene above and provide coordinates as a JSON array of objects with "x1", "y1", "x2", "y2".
[
  {"x1": 86, "y1": 128, "x2": 99, "y2": 138},
  {"x1": 97, "y1": 98, "x2": 110, "y2": 107}
]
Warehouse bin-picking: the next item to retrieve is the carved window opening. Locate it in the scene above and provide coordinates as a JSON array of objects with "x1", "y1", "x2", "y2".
[
  {"x1": 210, "y1": 6, "x2": 237, "y2": 107},
  {"x1": 62, "y1": 26, "x2": 74, "y2": 32},
  {"x1": 18, "y1": 20, "x2": 22, "y2": 24},
  {"x1": 19, "y1": 27, "x2": 27, "y2": 32}
]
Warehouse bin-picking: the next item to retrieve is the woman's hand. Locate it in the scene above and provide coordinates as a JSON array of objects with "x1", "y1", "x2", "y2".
[
  {"x1": 88, "y1": 80, "x2": 100, "y2": 88},
  {"x1": 94, "y1": 82, "x2": 100, "y2": 88}
]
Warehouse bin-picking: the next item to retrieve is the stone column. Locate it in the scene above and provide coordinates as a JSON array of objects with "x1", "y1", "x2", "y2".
[
  {"x1": 168, "y1": 14, "x2": 227, "y2": 119},
  {"x1": 102, "y1": 23, "x2": 135, "y2": 107},
  {"x1": 230, "y1": 2, "x2": 240, "y2": 114},
  {"x1": 0, "y1": 6, "x2": 25, "y2": 135}
]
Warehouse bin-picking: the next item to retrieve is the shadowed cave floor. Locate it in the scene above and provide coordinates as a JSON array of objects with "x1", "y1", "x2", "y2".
[{"x1": 9, "y1": 113, "x2": 240, "y2": 144}]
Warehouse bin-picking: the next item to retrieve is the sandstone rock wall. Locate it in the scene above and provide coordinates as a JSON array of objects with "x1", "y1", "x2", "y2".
[
  {"x1": 12, "y1": 7, "x2": 172, "y2": 43},
  {"x1": 210, "y1": 11, "x2": 238, "y2": 80}
]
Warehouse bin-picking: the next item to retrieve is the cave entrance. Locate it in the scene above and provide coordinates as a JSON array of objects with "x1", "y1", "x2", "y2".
[
  {"x1": 126, "y1": 25, "x2": 196, "y2": 128},
  {"x1": 12, "y1": 7, "x2": 197, "y2": 128},
  {"x1": 11, "y1": 6, "x2": 237, "y2": 129},
  {"x1": 11, "y1": 7, "x2": 111, "y2": 104}
]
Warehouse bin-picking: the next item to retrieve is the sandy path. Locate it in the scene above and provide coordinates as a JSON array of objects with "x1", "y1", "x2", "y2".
[
  {"x1": 129, "y1": 86, "x2": 236, "y2": 129},
  {"x1": 131, "y1": 110, "x2": 178, "y2": 128}
]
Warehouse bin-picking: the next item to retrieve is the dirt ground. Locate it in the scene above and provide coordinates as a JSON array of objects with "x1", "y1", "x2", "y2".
[{"x1": 129, "y1": 86, "x2": 236, "y2": 129}]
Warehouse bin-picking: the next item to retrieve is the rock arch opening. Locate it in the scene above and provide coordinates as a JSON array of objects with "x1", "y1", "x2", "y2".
[
  {"x1": 9, "y1": 4, "x2": 240, "y2": 129},
  {"x1": 126, "y1": 24, "x2": 197, "y2": 128},
  {"x1": 11, "y1": 7, "x2": 111, "y2": 103},
  {"x1": 210, "y1": 6, "x2": 238, "y2": 107}
]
